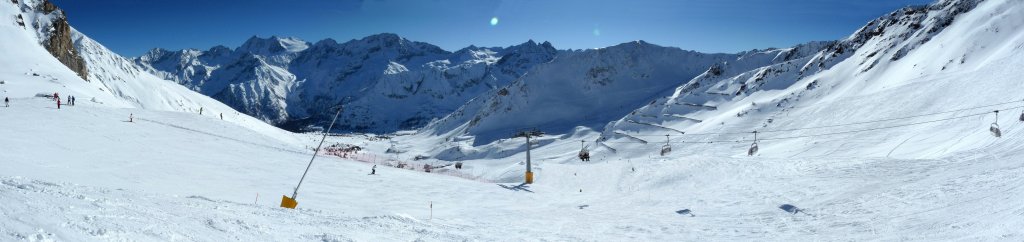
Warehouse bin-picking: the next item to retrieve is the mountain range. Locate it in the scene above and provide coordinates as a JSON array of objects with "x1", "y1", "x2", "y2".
[
  {"x1": 11, "y1": 0, "x2": 998, "y2": 150},
  {"x1": 133, "y1": 34, "x2": 558, "y2": 133}
]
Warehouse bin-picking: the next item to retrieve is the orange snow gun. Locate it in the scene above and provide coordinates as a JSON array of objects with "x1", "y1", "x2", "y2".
[
  {"x1": 280, "y1": 195, "x2": 298, "y2": 209},
  {"x1": 282, "y1": 104, "x2": 344, "y2": 209}
]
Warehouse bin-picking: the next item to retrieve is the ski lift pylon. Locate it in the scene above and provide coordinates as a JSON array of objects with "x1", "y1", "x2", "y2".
[
  {"x1": 991, "y1": 110, "x2": 1002, "y2": 138},
  {"x1": 660, "y1": 134, "x2": 672, "y2": 156},
  {"x1": 747, "y1": 131, "x2": 759, "y2": 156}
]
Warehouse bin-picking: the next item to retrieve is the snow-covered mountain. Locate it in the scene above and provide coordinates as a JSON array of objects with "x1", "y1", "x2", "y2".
[
  {"x1": 595, "y1": 0, "x2": 993, "y2": 148},
  {"x1": 422, "y1": 0, "x2": 1004, "y2": 152},
  {"x1": 135, "y1": 32, "x2": 840, "y2": 140},
  {"x1": 0, "y1": 0, "x2": 291, "y2": 140},
  {"x1": 422, "y1": 41, "x2": 834, "y2": 145},
  {"x1": 134, "y1": 34, "x2": 558, "y2": 132},
  {"x1": 133, "y1": 36, "x2": 307, "y2": 124}
]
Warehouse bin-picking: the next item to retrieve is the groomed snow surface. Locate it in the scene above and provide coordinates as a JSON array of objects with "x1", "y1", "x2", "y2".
[{"x1": 3, "y1": 80, "x2": 1024, "y2": 241}]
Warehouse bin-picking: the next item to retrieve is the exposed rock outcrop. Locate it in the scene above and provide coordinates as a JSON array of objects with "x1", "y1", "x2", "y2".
[{"x1": 39, "y1": 0, "x2": 88, "y2": 80}]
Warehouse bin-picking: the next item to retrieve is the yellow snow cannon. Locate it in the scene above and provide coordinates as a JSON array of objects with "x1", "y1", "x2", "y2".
[{"x1": 280, "y1": 195, "x2": 298, "y2": 209}]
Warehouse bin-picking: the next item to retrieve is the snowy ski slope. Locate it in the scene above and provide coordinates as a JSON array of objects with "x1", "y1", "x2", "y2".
[
  {"x1": 2, "y1": 94, "x2": 1023, "y2": 240},
  {"x1": 3, "y1": 0, "x2": 1024, "y2": 240}
]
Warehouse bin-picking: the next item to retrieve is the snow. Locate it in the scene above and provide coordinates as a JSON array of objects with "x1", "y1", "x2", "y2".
[
  {"x1": 4, "y1": 0, "x2": 1024, "y2": 240},
  {"x1": 2, "y1": 97, "x2": 1023, "y2": 240},
  {"x1": 0, "y1": 176, "x2": 484, "y2": 241}
]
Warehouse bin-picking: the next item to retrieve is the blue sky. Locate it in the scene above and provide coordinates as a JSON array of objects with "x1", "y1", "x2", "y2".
[{"x1": 53, "y1": 0, "x2": 935, "y2": 57}]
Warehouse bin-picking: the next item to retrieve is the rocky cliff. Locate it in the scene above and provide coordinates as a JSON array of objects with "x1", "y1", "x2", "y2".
[{"x1": 35, "y1": 0, "x2": 88, "y2": 80}]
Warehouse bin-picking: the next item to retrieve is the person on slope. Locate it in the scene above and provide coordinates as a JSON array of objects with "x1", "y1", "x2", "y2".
[
  {"x1": 57, "y1": 98, "x2": 61, "y2": 109},
  {"x1": 71, "y1": 96, "x2": 75, "y2": 106},
  {"x1": 53, "y1": 92, "x2": 59, "y2": 102},
  {"x1": 4, "y1": 97, "x2": 8, "y2": 107},
  {"x1": 67, "y1": 95, "x2": 71, "y2": 106},
  {"x1": 370, "y1": 165, "x2": 377, "y2": 175}
]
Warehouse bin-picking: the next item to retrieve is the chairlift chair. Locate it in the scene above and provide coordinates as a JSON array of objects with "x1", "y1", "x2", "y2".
[
  {"x1": 991, "y1": 123, "x2": 1002, "y2": 137},
  {"x1": 991, "y1": 111, "x2": 1002, "y2": 138},
  {"x1": 660, "y1": 135, "x2": 672, "y2": 156},
  {"x1": 748, "y1": 131, "x2": 759, "y2": 156},
  {"x1": 578, "y1": 140, "x2": 591, "y2": 161}
]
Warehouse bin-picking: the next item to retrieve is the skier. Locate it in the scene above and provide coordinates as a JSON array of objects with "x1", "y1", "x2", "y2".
[
  {"x1": 370, "y1": 165, "x2": 377, "y2": 175},
  {"x1": 67, "y1": 95, "x2": 71, "y2": 106},
  {"x1": 4, "y1": 97, "x2": 8, "y2": 107},
  {"x1": 53, "y1": 92, "x2": 59, "y2": 102},
  {"x1": 199, "y1": 107, "x2": 203, "y2": 115},
  {"x1": 71, "y1": 96, "x2": 75, "y2": 106},
  {"x1": 57, "y1": 98, "x2": 61, "y2": 109},
  {"x1": 220, "y1": 113, "x2": 223, "y2": 120}
]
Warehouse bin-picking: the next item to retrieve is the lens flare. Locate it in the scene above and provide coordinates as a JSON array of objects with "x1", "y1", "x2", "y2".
[{"x1": 490, "y1": 17, "x2": 499, "y2": 26}]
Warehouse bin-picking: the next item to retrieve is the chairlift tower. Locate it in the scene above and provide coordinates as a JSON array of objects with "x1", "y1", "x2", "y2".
[{"x1": 514, "y1": 129, "x2": 544, "y2": 184}]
